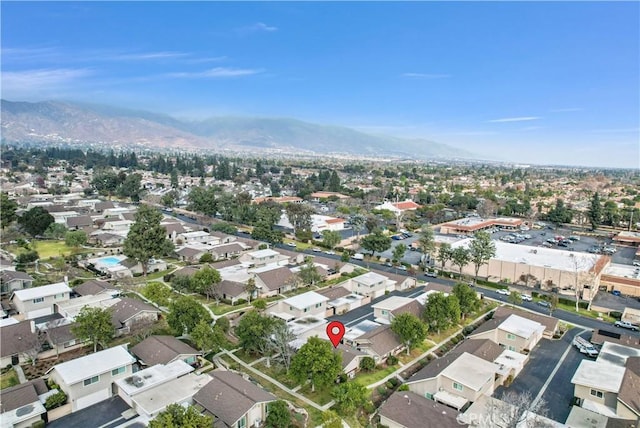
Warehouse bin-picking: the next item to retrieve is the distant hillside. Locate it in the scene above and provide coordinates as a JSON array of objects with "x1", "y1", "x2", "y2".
[{"x1": 0, "y1": 99, "x2": 475, "y2": 159}]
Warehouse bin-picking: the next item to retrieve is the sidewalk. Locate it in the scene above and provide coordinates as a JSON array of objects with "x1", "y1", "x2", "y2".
[{"x1": 13, "y1": 365, "x2": 27, "y2": 384}]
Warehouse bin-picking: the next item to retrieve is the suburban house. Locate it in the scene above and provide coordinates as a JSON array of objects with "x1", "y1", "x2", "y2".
[
  {"x1": 479, "y1": 306, "x2": 559, "y2": 339},
  {"x1": 372, "y1": 296, "x2": 423, "y2": 325},
  {"x1": 268, "y1": 291, "x2": 329, "y2": 321},
  {"x1": 240, "y1": 249, "x2": 288, "y2": 268},
  {"x1": 131, "y1": 335, "x2": 202, "y2": 367},
  {"x1": 66, "y1": 215, "x2": 93, "y2": 230},
  {"x1": 176, "y1": 231, "x2": 218, "y2": 245},
  {"x1": 47, "y1": 345, "x2": 136, "y2": 411},
  {"x1": 175, "y1": 245, "x2": 210, "y2": 263},
  {"x1": 210, "y1": 242, "x2": 247, "y2": 261},
  {"x1": 590, "y1": 329, "x2": 640, "y2": 350},
  {"x1": 345, "y1": 272, "x2": 396, "y2": 300},
  {"x1": 72, "y1": 279, "x2": 118, "y2": 297},
  {"x1": 193, "y1": 371, "x2": 277, "y2": 428},
  {"x1": 318, "y1": 286, "x2": 364, "y2": 316},
  {"x1": 42, "y1": 319, "x2": 84, "y2": 356},
  {"x1": 114, "y1": 360, "x2": 211, "y2": 420},
  {"x1": 10, "y1": 282, "x2": 72, "y2": 319},
  {"x1": 217, "y1": 280, "x2": 249, "y2": 305},
  {"x1": 406, "y1": 339, "x2": 505, "y2": 411},
  {"x1": 352, "y1": 325, "x2": 403, "y2": 362},
  {"x1": 254, "y1": 266, "x2": 296, "y2": 298},
  {"x1": 54, "y1": 294, "x2": 119, "y2": 320},
  {"x1": 379, "y1": 391, "x2": 468, "y2": 428},
  {"x1": 468, "y1": 313, "x2": 545, "y2": 353},
  {"x1": 0, "y1": 320, "x2": 40, "y2": 366},
  {"x1": 110, "y1": 297, "x2": 161, "y2": 336},
  {"x1": 0, "y1": 379, "x2": 48, "y2": 428},
  {"x1": 335, "y1": 344, "x2": 367, "y2": 379},
  {"x1": 0, "y1": 270, "x2": 34, "y2": 297},
  {"x1": 571, "y1": 357, "x2": 640, "y2": 420},
  {"x1": 163, "y1": 222, "x2": 188, "y2": 242}
]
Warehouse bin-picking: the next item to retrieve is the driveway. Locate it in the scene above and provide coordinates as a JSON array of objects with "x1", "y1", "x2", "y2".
[
  {"x1": 494, "y1": 328, "x2": 587, "y2": 423},
  {"x1": 47, "y1": 397, "x2": 132, "y2": 428}
]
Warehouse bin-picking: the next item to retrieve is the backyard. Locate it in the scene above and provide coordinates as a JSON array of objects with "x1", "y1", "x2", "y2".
[{"x1": 0, "y1": 367, "x2": 19, "y2": 389}]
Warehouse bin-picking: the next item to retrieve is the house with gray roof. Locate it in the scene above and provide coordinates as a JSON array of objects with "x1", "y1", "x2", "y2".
[
  {"x1": 0, "y1": 379, "x2": 48, "y2": 428},
  {"x1": 254, "y1": 266, "x2": 296, "y2": 297},
  {"x1": 217, "y1": 280, "x2": 249, "y2": 304},
  {"x1": 109, "y1": 297, "x2": 161, "y2": 336},
  {"x1": 73, "y1": 279, "x2": 117, "y2": 297},
  {"x1": 353, "y1": 325, "x2": 403, "y2": 362},
  {"x1": 0, "y1": 270, "x2": 34, "y2": 297},
  {"x1": 193, "y1": 371, "x2": 276, "y2": 428},
  {"x1": 379, "y1": 391, "x2": 468, "y2": 428},
  {"x1": 0, "y1": 320, "x2": 40, "y2": 367},
  {"x1": 131, "y1": 335, "x2": 201, "y2": 367}
]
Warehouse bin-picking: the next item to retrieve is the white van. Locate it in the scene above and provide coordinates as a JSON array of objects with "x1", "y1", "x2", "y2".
[
  {"x1": 352, "y1": 253, "x2": 364, "y2": 261},
  {"x1": 572, "y1": 336, "x2": 598, "y2": 357}
]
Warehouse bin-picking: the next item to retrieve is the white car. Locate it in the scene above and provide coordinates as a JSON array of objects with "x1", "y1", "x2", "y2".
[
  {"x1": 521, "y1": 294, "x2": 533, "y2": 302},
  {"x1": 286, "y1": 242, "x2": 297, "y2": 247},
  {"x1": 496, "y1": 289, "x2": 510, "y2": 295},
  {"x1": 312, "y1": 247, "x2": 322, "y2": 252},
  {"x1": 324, "y1": 250, "x2": 336, "y2": 255}
]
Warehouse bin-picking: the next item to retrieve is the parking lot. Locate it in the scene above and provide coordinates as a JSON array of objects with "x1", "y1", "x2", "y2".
[{"x1": 494, "y1": 328, "x2": 589, "y2": 423}]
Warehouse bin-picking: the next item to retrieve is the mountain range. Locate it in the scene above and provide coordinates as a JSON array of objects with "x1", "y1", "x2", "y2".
[{"x1": 0, "y1": 99, "x2": 475, "y2": 159}]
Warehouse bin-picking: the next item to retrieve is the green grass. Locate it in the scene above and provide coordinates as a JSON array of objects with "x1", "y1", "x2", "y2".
[
  {"x1": 253, "y1": 362, "x2": 299, "y2": 389},
  {"x1": 554, "y1": 301, "x2": 615, "y2": 323},
  {"x1": 144, "y1": 269, "x2": 173, "y2": 281},
  {"x1": 209, "y1": 302, "x2": 250, "y2": 315},
  {"x1": 0, "y1": 369, "x2": 19, "y2": 390},
  {"x1": 353, "y1": 364, "x2": 398, "y2": 386},
  {"x1": 344, "y1": 415, "x2": 364, "y2": 428},
  {"x1": 298, "y1": 383, "x2": 333, "y2": 406},
  {"x1": 398, "y1": 341, "x2": 434, "y2": 364}
]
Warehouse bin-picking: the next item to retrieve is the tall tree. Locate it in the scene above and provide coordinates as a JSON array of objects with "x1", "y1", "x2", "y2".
[
  {"x1": 265, "y1": 401, "x2": 291, "y2": 428},
  {"x1": 328, "y1": 170, "x2": 341, "y2": 192},
  {"x1": 0, "y1": 193, "x2": 18, "y2": 228},
  {"x1": 191, "y1": 267, "x2": 221, "y2": 301},
  {"x1": 360, "y1": 228, "x2": 392, "y2": 257},
  {"x1": 451, "y1": 246, "x2": 470, "y2": 276},
  {"x1": 235, "y1": 311, "x2": 280, "y2": 356},
  {"x1": 587, "y1": 192, "x2": 603, "y2": 230},
  {"x1": 71, "y1": 306, "x2": 115, "y2": 353},
  {"x1": 349, "y1": 214, "x2": 366, "y2": 242},
  {"x1": 508, "y1": 291, "x2": 523, "y2": 305},
  {"x1": 270, "y1": 322, "x2": 296, "y2": 372},
  {"x1": 390, "y1": 313, "x2": 427, "y2": 355},
  {"x1": 436, "y1": 243, "x2": 452, "y2": 272},
  {"x1": 392, "y1": 243, "x2": 407, "y2": 264},
  {"x1": 331, "y1": 382, "x2": 368, "y2": 415},
  {"x1": 453, "y1": 283, "x2": 480, "y2": 319},
  {"x1": 123, "y1": 204, "x2": 174, "y2": 276},
  {"x1": 18, "y1": 207, "x2": 55, "y2": 237},
  {"x1": 417, "y1": 225, "x2": 436, "y2": 265},
  {"x1": 64, "y1": 230, "x2": 87, "y2": 247},
  {"x1": 244, "y1": 277, "x2": 258, "y2": 303},
  {"x1": 167, "y1": 296, "x2": 212, "y2": 335},
  {"x1": 190, "y1": 319, "x2": 226, "y2": 354},
  {"x1": 149, "y1": 404, "x2": 213, "y2": 428},
  {"x1": 290, "y1": 337, "x2": 342, "y2": 392},
  {"x1": 298, "y1": 259, "x2": 323, "y2": 287},
  {"x1": 322, "y1": 230, "x2": 342, "y2": 249},
  {"x1": 423, "y1": 292, "x2": 458, "y2": 334},
  {"x1": 468, "y1": 231, "x2": 496, "y2": 283},
  {"x1": 285, "y1": 203, "x2": 314, "y2": 234}
]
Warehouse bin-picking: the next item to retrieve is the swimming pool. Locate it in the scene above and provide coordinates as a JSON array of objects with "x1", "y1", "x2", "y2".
[{"x1": 98, "y1": 256, "x2": 123, "y2": 266}]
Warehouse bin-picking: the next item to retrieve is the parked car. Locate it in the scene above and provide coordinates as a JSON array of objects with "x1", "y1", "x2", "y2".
[
  {"x1": 287, "y1": 242, "x2": 297, "y2": 247},
  {"x1": 324, "y1": 250, "x2": 336, "y2": 255},
  {"x1": 614, "y1": 321, "x2": 639, "y2": 331},
  {"x1": 572, "y1": 336, "x2": 599, "y2": 357},
  {"x1": 521, "y1": 294, "x2": 533, "y2": 302},
  {"x1": 425, "y1": 271, "x2": 437, "y2": 278},
  {"x1": 312, "y1": 247, "x2": 322, "y2": 252},
  {"x1": 612, "y1": 290, "x2": 621, "y2": 297},
  {"x1": 496, "y1": 289, "x2": 510, "y2": 295},
  {"x1": 537, "y1": 300, "x2": 551, "y2": 308}
]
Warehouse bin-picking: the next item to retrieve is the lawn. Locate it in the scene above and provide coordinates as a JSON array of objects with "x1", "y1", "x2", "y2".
[
  {"x1": 398, "y1": 341, "x2": 433, "y2": 364},
  {"x1": 253, "y1": 362, "x2": 299, "y2": 389},
  {"x1": 0, "y1": 368, "x2": 19, "y2": 390},
  {"x1": 298, "y1": 383, "x2": 334, "y2": 406},
  {"x1": 8, "y1": 240, "x2": 76, "y2": 259},
  {"x1": 554, "y1": 301, "x2": 615, "y2": 323},
  {"x1": 209, "y1": 302, "x2": 250, "y2": 315},
  {"x1": 353, "y1": 364, "x2": 398, "y2": 387},
  {"x1": 143, "y1": 268, "x2": 174, "y2": 281}
]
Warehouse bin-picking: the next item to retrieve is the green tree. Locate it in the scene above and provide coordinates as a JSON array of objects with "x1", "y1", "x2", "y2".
[
  {"x1": 418, "y1": 225, "x2": 436, "y2": 263},
  {"x1": 0, "y1": 193, "x2": 18, "y2": 228},
  {"x1": 64, "y1": 230, "x2": 87, "y2": 247},
  {"x1": 285, "y1": 203, "x2": 314, "y2": 235},
  {"x1": 117, "y1": 173, "x2": 142, "y2": 201},
  {"x1": 149, "y1": 404, "x2": 212, "y2": 428},
  {"x1": 298, "y1": 258, "x2": 322, "y2": 287},
  {"x1": 191, "y1": 266, "x2": 221, "y2": 301},
  {"x1": 210, "y1": 222, "x2": 238, "y2": 235},
  {"x1": 508, "y1": 291, "x2": 523, "y2": 305},
  {"x1": 252, "y1": 298, "x2": 267, "y2": 310},
  {"x1": 436, "y1": 242, "x2": 452, "y2": 271},
  {"x1": 43, "y1": 222, "x2": 67, "y2": 239},
  {"x1": 331, "y1": 381, "x2": 368, "y2": 415},
  {"x1": 170, "y1": 169, "x2": 179, "y2": 189},
  {"x1": 215, "y1": 316, "x2": 230, "y2": 333},
  {"x1": 171, "y1": 274, "x2": 192, "y2": 292},
  {"x1": 167, "y1": 296, "x2": 211, "y2": 335},
  {"x1": 322, "y1": 230, "x2": 342, "y2": 249},
  {"x1": 359, "y1": 356, "x2": 376, "y2": 372},
  {"x1": 290, "y1": 337, "x2": 342, "y2": 392},
  {"x1": 142, "y1": 281, "x2": 172, "y2": 306},
  {"x1": 265, "y1": 400, "x2": 291, "y2": 428},
  {"x1": 587, "y1": 192, "x2": 602, "y2": 230},
  {"x1": 391, "y1": 313, "x2": 427, "y2": 355},
  {"x1": 546, "y1": 199, "x2": 573, "y2": 224},
  {"x1": 123, "y1": 204, "x2": 174, "y2": 276},
  {"x1": 423, "y1": 292, "x2": 457, "y2": 334},
  {"x1": 392, "y1": 243, "x2": 407, "y2": 264},
  {"x1": 360, "y1": 228, "x2": 392, "y2": 257},
  {"x1": 328, "y1": 170, "x2": 341, "y2": 192},
  {"x1": 468, "y1": 231, "x2": 496, "y2": 283},
  {"x1": 199, "y1": 253, "x2": 213, "y2": 263},
  {"x1": 18, "y1": 207, "x2": 55, "y2": 237},
  {"x1": 350, "y1": 214, "x2": 366, "y2": 242},
  {"x1": 451, "y1": 246, "x2": 470, "y2": 276},
  {"x1": 453, "y1": 283, "x2": 480, "y2": 319},
  {"x1": 244, "y1": 277, "x2": 258, "y2": 303},
  {"x1": 71, "y1": 306, "x2": 115, "y2": 353},
  {"x1": 235, "y1": 311, "x2": 280, "y2": 355},
  {"x1": 190, "y1": 319, "x2": 226, "y2": 354}
]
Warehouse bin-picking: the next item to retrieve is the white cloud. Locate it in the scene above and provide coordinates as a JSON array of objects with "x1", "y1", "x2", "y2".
[
  {"x1": 236, "y1": 22, "x2": 278, "y2": 35},
  {"x1": 253, "y1": 22, "x2": 278, "y2": 32},
  {"x1": 107, "y1": 51, "x2": 190, "y2": 61},
  {"x1": 166, "y1": 67, "x2": 263, "y2": 79},
  {"x1": 1, "y1": 68, "x2": 91, "y2": 90},
  {"x1": 402, "y1": 72, "x2": 450, "y2": 79},
  {"x1": 488, "y1": 116, "x2": 541, "y2": 123}
]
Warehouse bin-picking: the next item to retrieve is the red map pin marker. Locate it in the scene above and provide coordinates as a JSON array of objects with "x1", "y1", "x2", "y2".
[{"x1": 326, "y1": 321, "x2": 345, "y2": 348}]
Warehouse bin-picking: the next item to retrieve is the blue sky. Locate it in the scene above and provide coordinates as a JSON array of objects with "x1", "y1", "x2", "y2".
[{"x1": 2, "y1": 2, "x2": 639, "y2": 168}]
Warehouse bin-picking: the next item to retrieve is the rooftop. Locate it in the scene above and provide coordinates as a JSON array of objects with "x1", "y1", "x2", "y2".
[
  {"x1": 249, "y1": 249, "x2": 280, "y2": 259},
  {"x1": 371, "y1": 296, "x2": 414, "y2": 311},
  {"x1": 379, "y1": 391, "x2": 466, "y2": 428},
  {"x1": 11, "y1": 282, "x2": 71, "y2": 301},
  {"x1": 50, "y1": 345, "x2": 135, "y2": 385},
  {"x1": 499, "y1": 314, "x2": 544, "y2": 339},
  {"x1": 282, "y1": 291, "x2": 328, "y2": 310},
  {"x1": 115, "y1": 360, "x2": 194, "y2": 396},
  {"x1": 571, "y1": 360, "x2": 626, "y2": 392},
  {"x1": 353, "y1": 271, "x2": 388, "y2": 286},
  {"x1": 597, "y1": 341, "x2": 640, "y2": 367},
  {"x1": 132, "y1": 372, "x2": 212, "y2": 417},
  {"x1": 440, "y1": 352, "x2": 497, "y2": 391}
]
